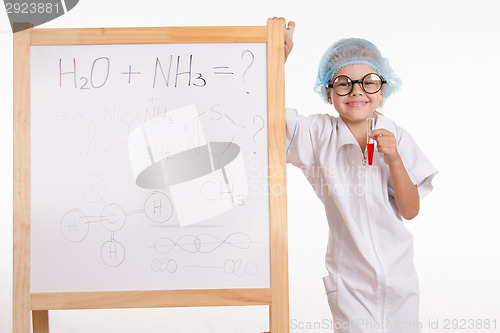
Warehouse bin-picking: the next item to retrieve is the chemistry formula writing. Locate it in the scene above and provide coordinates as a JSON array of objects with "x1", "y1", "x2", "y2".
[{"x1": 57, "y1": 51, "x2": 255, "y2": 90}]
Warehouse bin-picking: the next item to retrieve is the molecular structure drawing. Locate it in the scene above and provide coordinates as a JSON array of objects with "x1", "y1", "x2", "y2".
[
  {"x1": 150, "y1": 232, "x2": 259, "y2": 276},
  {"x1": 60, "y1": 175, "x2": 173, "y2": 267},
  {"x1": 49, "y1": 99, "x2": 141, "y2": 157}
]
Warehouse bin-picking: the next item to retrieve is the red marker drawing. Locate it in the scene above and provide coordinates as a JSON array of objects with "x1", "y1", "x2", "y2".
[{"x1": 367, "y1": 117, "x2": 375, "y2": 165}]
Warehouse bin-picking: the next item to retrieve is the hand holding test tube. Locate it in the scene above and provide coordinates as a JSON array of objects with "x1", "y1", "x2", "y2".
[{"x1": 367, "y1": 118, "x2": 400, "y2": 166}]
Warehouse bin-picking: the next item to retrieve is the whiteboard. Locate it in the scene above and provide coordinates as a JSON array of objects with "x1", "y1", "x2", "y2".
[{"x1": 30, "y1": 43, "x2": 270, "y2": 293}]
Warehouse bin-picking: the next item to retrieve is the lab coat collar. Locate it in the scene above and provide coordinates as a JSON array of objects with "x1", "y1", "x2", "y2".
[
  {"x1": 335, "y1": 116, "x2": 362, "y2": 152},
  {"x1": 374, "y1": 113, "x2": 398, "y2": 134},
  {"x1": 335, "y1": 114, "x2": 398, "y2": 152}
]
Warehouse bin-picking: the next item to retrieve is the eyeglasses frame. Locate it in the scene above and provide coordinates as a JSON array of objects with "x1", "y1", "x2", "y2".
[{"x1": 327, "y1": 73, "x2": 387, "y2": 96}]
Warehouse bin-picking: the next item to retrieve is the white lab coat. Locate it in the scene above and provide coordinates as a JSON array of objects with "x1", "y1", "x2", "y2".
[{"x1": 286, "y1": 109, "x2": 437, "y2": 333}]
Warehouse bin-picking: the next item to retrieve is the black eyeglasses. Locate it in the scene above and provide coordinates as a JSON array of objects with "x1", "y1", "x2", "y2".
[{"x1": 327, "y1": 73, "x2": 387, "y2": 96}]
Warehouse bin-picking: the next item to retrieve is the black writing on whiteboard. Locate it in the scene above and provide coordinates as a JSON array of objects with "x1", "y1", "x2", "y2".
[
  {"x1": 59, "y1": 57, "x2": 110, "y2": 89},
  {"x1": 58, "y1": 54, "x2": 252, "y2": 90},
  {"x1": 153, "y1": 55, "x2": 206, "y2": 88}
]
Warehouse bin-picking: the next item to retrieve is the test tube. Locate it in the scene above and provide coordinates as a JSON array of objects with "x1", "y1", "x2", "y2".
[{"x1": 366, "y1": 117, "x2": 375, "y2": 165}]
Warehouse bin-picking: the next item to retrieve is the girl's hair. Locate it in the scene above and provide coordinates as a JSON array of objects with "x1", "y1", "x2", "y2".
[{"x1": 314, "y1": 38, "x2": 402, "y2": 103}]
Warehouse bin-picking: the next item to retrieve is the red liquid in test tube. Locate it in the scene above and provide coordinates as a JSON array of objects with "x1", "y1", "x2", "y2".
[
  {"x1": 367, "y1": 142, "x2": 374, "y2": 165},
  {"x1": 367, "y1": 117, "x2": 375, "y2": 165}
]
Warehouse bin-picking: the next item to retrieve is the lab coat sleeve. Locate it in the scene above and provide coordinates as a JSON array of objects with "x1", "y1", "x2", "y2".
[
  {"x1": 285, "y1": 108, "x2": 312, "y2": 169},
  {"x1": 285, "y1": 108, "x2": 332, "y2": 170},
  {"x1": 397, "y1": 127, "x2": 438, "y2": 199}
]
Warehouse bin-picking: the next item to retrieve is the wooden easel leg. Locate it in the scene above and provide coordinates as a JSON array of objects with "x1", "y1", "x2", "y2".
[
  {"x1": 33, "y1": 310, "x2": 49, "y2": 333},
  {"x1": 267, "y1": 16, "x2": 289, "y2": 333}
]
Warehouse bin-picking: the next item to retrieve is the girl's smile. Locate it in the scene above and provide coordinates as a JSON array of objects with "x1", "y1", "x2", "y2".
[{"x1": 346, "y1": 100, "x2": 369, "y2": 108}]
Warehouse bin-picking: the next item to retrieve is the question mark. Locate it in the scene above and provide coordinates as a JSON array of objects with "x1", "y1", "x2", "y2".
[
  {"x1": 241, "y1": 49, "x2": 255, "y2": 94},
  {"x1": 253, "y1": 115, "x2": 265, "y2": 154}
]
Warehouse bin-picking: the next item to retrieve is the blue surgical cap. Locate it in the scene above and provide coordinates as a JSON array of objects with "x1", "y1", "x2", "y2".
[{"x1": 314, "y1": 38, "x2": 402, "y2": 103}]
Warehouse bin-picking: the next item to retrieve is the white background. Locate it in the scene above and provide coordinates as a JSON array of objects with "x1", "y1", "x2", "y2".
[{"x1": 1, "y1": 0, "x2": 500, "y2": 332}]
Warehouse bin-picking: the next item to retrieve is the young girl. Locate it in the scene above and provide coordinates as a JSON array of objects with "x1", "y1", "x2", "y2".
[{"x1": 284, "y1": 22, "x2": 437, "y2": 332}]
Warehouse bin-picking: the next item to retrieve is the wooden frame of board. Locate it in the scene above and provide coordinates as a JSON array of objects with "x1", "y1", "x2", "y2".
[{"x1": 13, "y1": 19, "x2": 288, "y2": 333}]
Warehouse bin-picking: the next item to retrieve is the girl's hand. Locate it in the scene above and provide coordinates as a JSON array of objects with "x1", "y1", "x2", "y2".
[
  {"x1": 284, "y1": 20, "x2": 295, "y2": 62},
  {"x1": 369, "y1": 129, "x2": 401, "y2": 166},
  {"x1": 270, "y1": 17, "x2": 295, "y2": 62}
]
